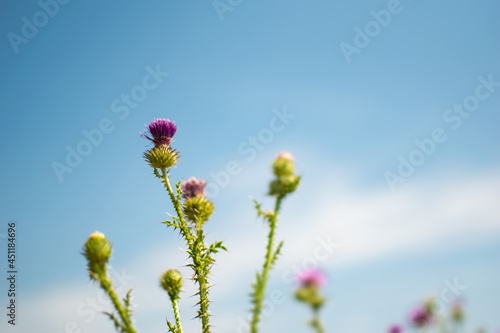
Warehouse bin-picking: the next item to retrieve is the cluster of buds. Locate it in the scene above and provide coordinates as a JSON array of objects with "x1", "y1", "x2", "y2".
[
  {"x1": 82, "y1": 231, "x2": 113, "y2": 280},
  {"x1": 142, "y1": 119, "x2": 180, "y2": 171},
  {"x1": 160, "y1": 269, "x2": 184, "y2": 301},
  {"x1": 181, "y1": 177, "x2": 214, "y2": 225},
  {"x1": 294, "y1": 269, "x2": 327, "y2": 310},
  {"x1": 269, "y1": 151, "x2": 300, "y2": 197}
]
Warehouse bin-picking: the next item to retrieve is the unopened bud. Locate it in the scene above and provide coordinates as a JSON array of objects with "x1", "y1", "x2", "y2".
[
  {"x1": 160, "y1": 269, "x2": 183, "y2": 300},
  {"x1": 144, "y1": 146, "x2": 180, "y2": 170},
  {"x1": 183, "y1": 196, "x2": 215, "y2": 224},
  {"x1": 83, "y1": 231, "x2": 112, "y2": 280}
]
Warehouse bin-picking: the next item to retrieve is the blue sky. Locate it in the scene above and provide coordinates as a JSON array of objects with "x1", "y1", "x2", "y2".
[{"x1": 1, "y1": 0, "x2": 499, "y2": 332}]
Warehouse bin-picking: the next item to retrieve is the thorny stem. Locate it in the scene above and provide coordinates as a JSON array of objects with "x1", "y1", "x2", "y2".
[
  {"x1": 172, "y1": 299, "x2": 184, "y2": 333},
  {"x1": 250, "y1": 195, "x2": 284, "y2": 333},
  {"x1": 161, "y1": 168, "x2": 211, "y2": 333},
  {"x1": 310, "y1": 308, "x2": 325, "y2": 333},
  {"x1": 100, "y1": 276, "x2": 137, "y2": 333}
]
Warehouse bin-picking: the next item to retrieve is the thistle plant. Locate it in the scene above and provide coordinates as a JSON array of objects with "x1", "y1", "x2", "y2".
[
  {"x1": 142, "y1": 118, "x2": 226, "y2": 333},
  {"x1": 295, "y1": 268, "x2": 327, "y2": 333},
  {"x1": 249, "y1": 151, "x2": 301, "y2": 333},
  {"x1": 79, "y1": 119, "x2": 494, "y2": 333},
  {"x1": 82, "y1": 231, "x2": 137, "y2": 333}
]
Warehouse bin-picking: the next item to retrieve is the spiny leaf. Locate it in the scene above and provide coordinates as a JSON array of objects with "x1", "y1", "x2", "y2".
[
  {"x1": 103, "y1": 311, "x2": 127, "y2": 332},
  {"x1": 270, "y1": 241, "x2": 284, "y2": 267},
  {"x1": 167, "y1": 319, "x2": 178, "y2": 333}
]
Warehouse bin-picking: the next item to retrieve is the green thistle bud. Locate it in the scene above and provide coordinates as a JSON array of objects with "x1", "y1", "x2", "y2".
[
  {"x1": 295, "y1": 285, "x2": 325, "y2": 310},
  {"x1": 269, "y1": 175, "x2": 301, "y2": 196},
  {"x1": 144, "y1": 146, "x2": 180, "y2": 170},
  {"x1": 160, "y1": 269, "x2": 183, "y2": 301},
  {"x1": 183, "y1": 196, "x2": 215, "y2": 224},
  {"x1": 83, "y1": 231, "x2": 112, "y2": 280},
  {"x1": 273, "y1": 153, "x2": 296, "y2": 177}
]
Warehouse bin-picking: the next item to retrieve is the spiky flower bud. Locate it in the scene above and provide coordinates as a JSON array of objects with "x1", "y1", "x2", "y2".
[
  {"x1": 273, "y1": 151, "x2": 296, "y2": 177},
  {"x1": 294, "y1": 269, "x2": 326, "y2": 310},
  {"x1": 141, "y1": 118, "x2": 177, "y2": 147},
  {"x1": 183, "y1": 196, "x2": 215, "y2": 224},
  {"x1": 269, "y1": 151, "x2": 300, "y2": 197},
  {"x1": 83, "y1": 231, "x2": 112, "y2": 280},
  {"x1": 181, "y1": 177, "x2": 206, "y2": 199},
  {"x1": 144, "y1": 146, "x2": 180, "y2": 170},
  {"x1": 160, "y1": 269, "x2": 183, "y2": 301},
  {"x1": 269, "y1": 175, "x2": 301, "y2": 196}
]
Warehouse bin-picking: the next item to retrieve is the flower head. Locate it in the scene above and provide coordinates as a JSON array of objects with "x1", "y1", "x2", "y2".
[
  {"x1": 82, "y1": 231, "x2": 113, "y2": 280},
  {"x1": 160, "y1": 269, "x2": 183, "y2": 301},
  {"x1": 297, "y1": 268, "x2": 327, "y2": 288},
  {"x1": 183, "y1": 196, "x2": 215, "y2": 225},
  {"x1": 388, "y1": 324, "x2": 404, "y2": 333},
  {"x1": 409, "y1": 305, "x2": 433, "y2": 327},
  {"x1": 181, "y1": 177, "x2": 207, "y2": 200},
  {"x1": 144, "y1": 145, "x2": 180, "y2": 170},
  {"x1": 295, "y1": 269, "x2": 326, "y2": 309},
  {"x1": 272, "y1": 151, "x2": 296, "y2": 177},
  {"x1": 141, "y1": 118, "x2": 177, "y2": 147}
]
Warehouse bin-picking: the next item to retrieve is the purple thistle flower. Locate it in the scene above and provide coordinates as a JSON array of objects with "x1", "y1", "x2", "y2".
[
  {"x1": 388, "y1": 324, "x2": 404, "y2": 333},
  {"x1": 181, "y1": 177, "x2": 207, "y2": 200},
  {"x1": 141, "y1": 118, "x2": 177, "y2": 147},
  {"x1": 296, "y1": 269, "x2": 327, "y2": 288},
  {"x1": 409, "y1": 306, "x2": 432, "y2": 327}
]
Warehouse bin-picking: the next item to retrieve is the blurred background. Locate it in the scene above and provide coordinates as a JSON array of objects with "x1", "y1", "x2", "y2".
[{"x1": 1, "y1": 0, "x2": 499, "y2": 332}]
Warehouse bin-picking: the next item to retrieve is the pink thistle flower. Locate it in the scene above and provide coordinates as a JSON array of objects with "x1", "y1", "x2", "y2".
[
  {"x1": 181, "y1": 177, "x2": 207, "y2": 199},
  {"x1": 296, "y1": 268, "x2": 327, "y2": 288}
]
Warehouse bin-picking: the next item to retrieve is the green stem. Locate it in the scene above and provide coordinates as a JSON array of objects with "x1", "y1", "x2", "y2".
[
  {"x1": 100, "y1": 276, "x2": 137, "y2": 333},
  {"x1": 310, "y1": 308, "x2": 325, "y2": 333},
  {"x1": 250, "y1": 195, "x2": 283, "y2": 333},
  {"x1": 196, "y1": 266, "x2": 211, "y2": 333},
  {"x1": 161, "y1": 169, "x2": 211, "y2": 333},
  {"x1": 172, "y1": 299, "x2": 184, "y2": 333}
]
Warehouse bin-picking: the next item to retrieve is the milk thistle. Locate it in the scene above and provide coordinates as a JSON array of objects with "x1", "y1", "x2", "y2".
[
  {"x1": 295, "y1": 268, "x2": 327, "y2": 333},
  {"x1": 249, "y1": 151, "x2": 301, "y2": 333},
  {"x1": 82, "y1": 231, "x2": 137, "y2": 333},
  {"x1": 143, "y1": 118, "x2": 225, "y2": 333}
]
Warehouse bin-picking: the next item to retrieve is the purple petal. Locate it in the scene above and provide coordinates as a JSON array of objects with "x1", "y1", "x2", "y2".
[{"x1": 142, "y1": 118, "x2": 177, "y2": 147}]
